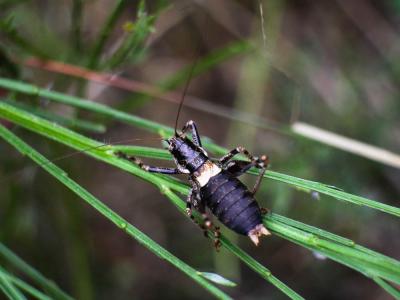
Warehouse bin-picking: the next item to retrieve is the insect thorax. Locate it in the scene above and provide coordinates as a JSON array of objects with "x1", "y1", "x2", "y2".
[
  {"x1": 193, "y1": 161, "x2": 222, "y2": 187},
  {"x1": 169, "y1": 136, "x2": 209, "y2": 172}
]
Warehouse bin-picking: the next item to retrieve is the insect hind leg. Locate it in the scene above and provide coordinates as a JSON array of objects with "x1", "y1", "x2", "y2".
[
  {"x1": 218, "y1": 146, "x2": 269, "y2": 196},
  {"x1": 186, "y1": 185, "x2": 222, "y2": 251},
  {"x1": 201, "y1": 212, "x2": 222, "y2": 252}
]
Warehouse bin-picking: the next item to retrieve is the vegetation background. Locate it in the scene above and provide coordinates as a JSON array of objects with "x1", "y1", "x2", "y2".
[{"x1": 0, "y1": 0, "x2": 399, "y2": 299}]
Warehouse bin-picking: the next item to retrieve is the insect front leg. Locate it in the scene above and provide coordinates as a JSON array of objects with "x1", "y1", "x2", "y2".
[
  {"x1": 115, "y1": 151, "x2": 184, "y2": 174},
  {"x1": 181, "y1": 120, "x2": 202, "y2": 147},
  {"x1": 218, "y1": 146, "x2": 269, "y2": 196}
]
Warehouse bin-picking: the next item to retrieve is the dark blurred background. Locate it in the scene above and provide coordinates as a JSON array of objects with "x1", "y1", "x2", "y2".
[{"x1": 0, "y1": 0, "x2": 399, "y2": 299}]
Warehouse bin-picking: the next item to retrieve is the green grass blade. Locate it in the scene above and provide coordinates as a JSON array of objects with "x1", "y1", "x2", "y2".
[
  {"x1": 112, "y1": 143, "x2": 400, "y2": 218},
  {"x1": 263, "y1": 170, "x2": 400, "y2": 217},
  {"x1": 161, "y1": 188, "x2": 304, "y2": 300},
  {"x1": 0, "y1": 91, "x2": 400, "y2": 298},
  {"x1": 263, "y1": 215, "x2": 400, "y2": 285},
  {"x1": 0, "y1": 92, "x2": 303, "y2": 299},
  {"x1": 269, "y1": 213, "x2": 355, "y2": 247},
  {"x1": 158, "y1": 40, "x2": 252, "y2": 91},
  {"x1": 3, "y1": 99, "x2": 106, "y2": 133},
  {"x1": 1, "y1": 94, "x2": 399, "y2": 298},
  {"x1": 0, "y1": 101, "x2": 189, "y2": 194},
  {"x1": 0, "y1": 243, "x2": 73, "y2": 300},
  {"x1": 0, "y1": 268, "x2": 27, "y2": 300},
  {"x1": 373, "y1": 277, "x2": 400, "y2": 299},
  {"x1": 0, "y1": 126, "x2": 232, "y2": 300},
  {"x1": 0, "y1": 78, "x2": 398, "y2": 217},
  {"x1": 0, "y1": 78, "x2": 173, "y2": 135},
  {"x1": 0, "y1": 267, "x2": 52, "y2": 300}
]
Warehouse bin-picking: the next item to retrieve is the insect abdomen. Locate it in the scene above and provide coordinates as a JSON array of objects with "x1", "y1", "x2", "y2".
[{"x1": 200, "y1": 171, "x2": 263, "y2": 235}]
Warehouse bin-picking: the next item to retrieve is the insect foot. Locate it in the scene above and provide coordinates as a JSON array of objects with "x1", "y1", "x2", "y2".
[
  {"x1": 213, "y1": 226, "x2": 221, "y2": 252},
  {"x1": 248, "y1": 224, "x2": 271, "y2": 246}
]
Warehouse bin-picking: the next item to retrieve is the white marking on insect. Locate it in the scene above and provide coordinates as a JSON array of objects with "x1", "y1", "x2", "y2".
[
  {"x1": 248, "y1": 224, "x2": 271, "y2": 246},
  {"x1": 195, "y1": 161, "x2": 221, "y2": 187}
]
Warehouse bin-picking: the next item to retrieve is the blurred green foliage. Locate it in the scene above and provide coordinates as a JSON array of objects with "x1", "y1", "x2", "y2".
[{"x1": 0, "y1": 0, "x2": 399, "y2": 299}]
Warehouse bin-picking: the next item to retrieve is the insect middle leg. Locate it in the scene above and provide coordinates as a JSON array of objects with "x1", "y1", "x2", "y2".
[{"x1": 218, "y1": 146, "x2": 269, "y2": 196}]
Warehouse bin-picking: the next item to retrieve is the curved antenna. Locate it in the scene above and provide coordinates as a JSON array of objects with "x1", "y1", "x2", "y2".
[
  {"x1": 0, "y1": 137, "x2": 164, "y2": 185},
  {"x1": 174, "y1": 55, "x2": 199, "y2": 135},
  {"x1": 48, "y1": 137, "x2": 164, "y2": 163}
]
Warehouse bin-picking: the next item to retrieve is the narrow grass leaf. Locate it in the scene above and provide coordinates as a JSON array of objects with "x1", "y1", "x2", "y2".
[
  {"x1": 1, "y1": 98, "x2": 399, "y2": 298},
  {"x1": 0, "y1": 78, "x2": 173, "y2": 135},
  {"x1": 3, "y1": 98, "x2": 106, "y2": 133},
  {"x1": 0, "y1": 267, "x2": 52, "y2": 300},
  {"x1": 199, "y1": 272, "x2": 237, "y2": 287},
  {"x1": 0, "y1": 79, "x2": 398, "y2": 218},
  {"x1": 0, "y1": 102, "x2": 301, "y2": 298},
  {"x1": 269, "y1": 213, "x2": 355, "y2": 247},
  {"x1": 158, "y1": 41, "x2": 252, "y2": 91},
  {"x1": 0, "y1": 243, "x2": 73, "y2": 300},
  {"x1": 263, "y1": 215, "x2": 400, "y2": 285},
  {"x1": 0, "y1": 126, "x2": 232, "y2": 300},
  {"x1": 264, "y1": 170, "x2": 400, "y2": 217},
  {"x1": 161, "y1": 188, "x2": 304, "y2": 300},
  {"x1": 373, "y1": 277, "x2": 400, "y2": 299},
  {"x1": 0, "y1": 268, "x2": 27, "y2": 300}
]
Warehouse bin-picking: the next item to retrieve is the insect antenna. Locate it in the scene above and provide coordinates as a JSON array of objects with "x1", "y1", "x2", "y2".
[
  {"x1": 0, "y1": 137, "x2": 164, "y2": 184},
  {"x1": 174, "y1": 54, "x2": 199, "y2": 136},
  {"x1": 48, "y1": 137, "x2": 164, "y2": 164}
]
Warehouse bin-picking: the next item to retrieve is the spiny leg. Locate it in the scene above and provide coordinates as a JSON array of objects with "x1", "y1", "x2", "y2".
[
  {"x1": 213, "y1": 226, "x2": 221, "y2": 252},
  {"x1": 251, "y1": 156, "x2": 268, "y2": 196},
  {"x1": 186, "y1": 189, "x2": 194, "y2": 217},
  {"x1": 219, "y1": 146, "x2": 262, "y2": 165},
  {"x1": 186, "y1": 178, "x2": 200, "y2": 218},
  {"x1": 181, "y1": 120, "x2": 202, "y2": 147},
  {"x1": 227, "y1": 159, "x2": 267, "y2": 196},
  {"x1": 200, "y1": 212, "x2": 221, "y2": 252},
  {"x1": 186, "y1": 184, "x2": 222, "y2": 250},
  {"x1": 196, "y1": 203, "x2": 221, "y2": 252},
  {"x1": 185, "y1": 180, "x2": 208, "y2": 236},
  {"x1": 187, "y1": 204, "x2": 211, "y2": 238},
  {"x1": 218, "y1": 146, "x2": 269, "y2": 196},
  {"x1": 225, "y1": 160, "x2": 257, "y2": 177},
  {"x1": 115, "y1": 151, "x2": 182, "y2": 174}
]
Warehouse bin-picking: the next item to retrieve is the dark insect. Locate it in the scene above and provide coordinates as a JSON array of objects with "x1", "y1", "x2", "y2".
[
  {"x1": 116, "y1": 121, "x2": 270, "y2": 248},
  {"x1": 116, "y1": 56, "x2": 271, "y2": 249}
]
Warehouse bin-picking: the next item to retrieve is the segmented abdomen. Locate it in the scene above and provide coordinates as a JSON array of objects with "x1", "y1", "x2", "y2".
[{"x1": 200, "y1": 171, "x2": 262, "y2": 235}]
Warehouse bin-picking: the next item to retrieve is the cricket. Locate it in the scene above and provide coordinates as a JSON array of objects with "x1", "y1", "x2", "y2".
[{"x1": 116, "y1": 59, "x2": 271, "y2": 249}]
